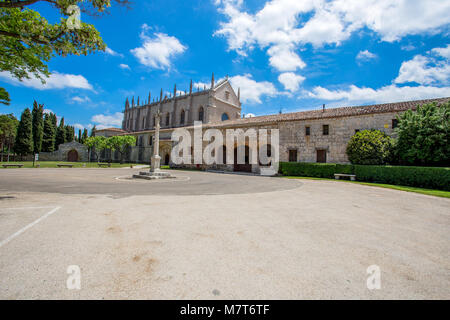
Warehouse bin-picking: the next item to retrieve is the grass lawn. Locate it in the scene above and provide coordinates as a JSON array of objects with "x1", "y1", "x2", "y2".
[
  {"x1": 283, "y1": 176, "x2": 450, "y2": 199},
  {"x1": 0, "y1": 161, "x2": 148, "y2": 169}
]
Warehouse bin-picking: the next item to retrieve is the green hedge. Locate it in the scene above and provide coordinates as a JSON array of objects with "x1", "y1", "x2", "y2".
[
  {"x1": 279, "y1": 162, "x2": 450, "y2": 191},
  {"x1": 279, "y1": 162, "x2": 354, "y2": 179},
  {"x1": 354, "y1": 165, "x2": 450, "y2": 191}
]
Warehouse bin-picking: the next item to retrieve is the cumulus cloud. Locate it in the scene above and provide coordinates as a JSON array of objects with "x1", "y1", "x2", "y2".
[
  {"x1": 105, "y1": 47, "x2": 124, "y2": 57},
  {"x1": 431, "y1": 44, "x2": 450, "y2": 59},
  {"x1": 91, "y1": 112, "x2": 123, "y2": 129},
  {"x1": 131, "y1": 26, "x2": 186, "y2": 70},
  {"x1": 278, "y1": 72, "x2": 305, "y2": 92},
  {"x1": 0, "y1": 71, "x2": 93, "y2": 90},
  {"x1": 228, "y1": 74, "x2": 278, "y2": 104},
  {"x1": 71, "y1": 96, "x2": 91, "y2": 103},
  {"x1": 356, "y1": 50, "x2": 377, "y2": 63},
  {"x1": 119, "y1": 63, "x2": 131, "y2": 70},
  {"x1": 306, "y1": 84, "x2": 450, "y2": 105},
  {"x1": 395, "y1": 45, "x2": 450, "y2": 85},
  {"x1": 215, "y1": 0, "x2": 450, "y2": 74}
]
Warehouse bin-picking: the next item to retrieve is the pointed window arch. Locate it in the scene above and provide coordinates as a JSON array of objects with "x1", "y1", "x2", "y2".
[
  {"x1": 166, "y1": 113, "x2": 170, "y2": 126},
  {"x1": 221, "y1": 113, "x2": 229, "y2": 121},
  {"x1": 180, "y1": 109, "x2": 185, "y2": 125},
  {"x1": 198, "y1": 106, "x2": 204, "y2": 122}
]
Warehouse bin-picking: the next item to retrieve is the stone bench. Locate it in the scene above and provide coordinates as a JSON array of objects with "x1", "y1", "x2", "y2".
[
  {"x1": 2, "y1": 164, "x2": 24, "y2": 168},
  {"x1": 57, "y1": 164, "x2": 74, "y2": 168},
  {"x1": 97, "y1": 163, "x2": 111, "y2": 168},
  {"x1": 334, "y1": 173, "x2": 356, "y2": 181}
]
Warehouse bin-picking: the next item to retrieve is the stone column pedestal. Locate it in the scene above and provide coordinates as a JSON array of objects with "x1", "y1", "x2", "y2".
[{"x1": 151, "y1": 155, "x2": 161, "y2": 172}]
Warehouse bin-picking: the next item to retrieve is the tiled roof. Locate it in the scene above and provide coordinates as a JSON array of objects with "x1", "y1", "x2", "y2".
[
  {"x1": 95, "y1": 127, "x2": 125, "y2": 132},
  {"x1": 122, "y1": 97, "x2": 449, "y2": 134},
  {"x1": 204, "y1": 97, "x2": 450, "y2": 128}
]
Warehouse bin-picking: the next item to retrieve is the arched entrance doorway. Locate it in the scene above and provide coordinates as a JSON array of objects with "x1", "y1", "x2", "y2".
[
  {"x1": 164, "y1": 153, "x2": 170, "y2": 165},
  {"x1": 234, "y1": 145, "x2": 252, "y2": 172},
  {"x1": 67, "y1": 149, "x2": 78, "y2": 162}
]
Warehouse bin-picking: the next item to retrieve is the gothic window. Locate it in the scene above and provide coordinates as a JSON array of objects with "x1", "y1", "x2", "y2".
[
  {"x1": 221, "y1": 113, "x2": 229, "y2": 121},
  {"x1": 166, "y1": 113, "x2": 170, "y2": 126},
  {"x1": 180, "y1": 109, "x2": 185, "y2": 125},
  {"x1": 198, "y1": 107, "x2": 204, "y2": 122}
]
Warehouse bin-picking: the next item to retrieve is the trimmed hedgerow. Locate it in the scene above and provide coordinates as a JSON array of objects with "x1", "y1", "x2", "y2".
[
  {"x1": 279, "y1": 162, "x2": 450, "y2": 191},
  {"x1": 279, "y1": 162, "x2": 354, "y2": 179},
  {"x1": 354, "y1": 165, "x2": 450, "y2": 191}
]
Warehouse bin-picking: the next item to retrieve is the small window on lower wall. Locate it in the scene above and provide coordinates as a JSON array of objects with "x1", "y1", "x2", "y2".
[
  {"x1": 305, "y1": 126, "x2": 310, "y2": 136},
  {"x1": 392, "y1": 119, "x2": 399, "y2": 129},
  {"x1": 288, "y1": 150, "x2": 298, "y2": 162}
]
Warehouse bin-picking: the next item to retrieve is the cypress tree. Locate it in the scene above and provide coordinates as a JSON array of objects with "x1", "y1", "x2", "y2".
[
  {"x1": 90, "y1": 125, "x2": 96, "y2": 137},
  {"x1": 50, "y1": 113, "x2": 58, "y2": 150},
  {"x1": 82, "y1": 128, "x2": 88, "y2": 144},
  {"x1": 15, "y1": 108, "x2": 33, "y2": 157},
  {"x1": 55, "y1": 117, "x2": 66, "y2": 149},
  {"x1": 31, "y1": 101, "x2": 44, "y2": 153},
  {"x1": 42, "y1": 113, "x2": 56, "y2": 152},
  {"x1": 64, "y1": 124, "x2": 74, "y2": 142},
  {"x1": 78, "y1": 129, "x2": 82, "y2": 143}
]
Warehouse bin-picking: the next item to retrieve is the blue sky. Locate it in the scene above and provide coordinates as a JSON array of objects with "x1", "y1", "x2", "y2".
[{"x1": 1, "y1": 0, "x2": 450, "y2": 130}]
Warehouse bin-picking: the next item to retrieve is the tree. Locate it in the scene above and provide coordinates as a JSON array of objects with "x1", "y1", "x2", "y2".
[
  {"x1": 396, "y1": 102, "x2": 449, "y2": 166},
  {"x1": 42, "y1": 113, "x2": 56, "y2": 152},
  {"x1": 346, "y1": 129, "x2": 394, "y2": 165},
  {"x1": 0, "y1": 0, "x2": 130, "y2": 104},
  {"x1": 90, "y1": 125, "x2": 96, "y2": 137},
  {"x1": 84, "y1": 136, "x2": 106, "y2": 163},
  {"x1": 31, "y1": 100, "x2": 44, "y2": 153},
  {"x1": 78, "y1": 129, "x2": 82, "y2": 143},
  {"x1": 15, "y1": 108, "x2": 33, "y2": 157},
  {"x1": 50, "y1": 112, "x2": 58, "y2": 150},
  {"x1": 81, "y1": 128, "x2": 88, "y2": 144},
  {"x1": 55, "y1": 117, "x2": 66, "y2": 149},
  {"x1": 107, "y1": 135, "x2": 136, "y2": 163},
  {"x1": 0, "y1": 113, "x2": 18, "y2": 161},
  {"x1": 65, "y1": 124, "x2": 74, "y2": 142}
]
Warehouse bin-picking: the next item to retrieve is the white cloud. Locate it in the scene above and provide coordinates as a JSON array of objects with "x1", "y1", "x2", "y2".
[
  {"x1": 119, "y1": 63, "x2": 131, "y2": 70},
  {"x1": 395, "y1": 46, "x2": 450, "y2": 85},
  {"x1": 432, "y1": 44, "x2": 450, "y2": 59},
  {"x1": 228, "y1": 74, "x2": 278, "y2": 104},
  {"x1": 105, "y1": 47, "x2": 124, "y2": 57},
  {"x1": 91, "y1": 112, "x2": 123, "y2": 128},
  {"x1": 267, "y1": 44, "x2": 305, "y2": 71},
  {"x1": 0, "y1": 71, "x2": 93, "y2": 91},
  {"x1": 306, "y1": 84, "x2": 450, "y2": 105},
  {"x1": 71, "y1": 96, "x2": 91, "y2": 103},
  {"x1": 278, "y1": 72, "x2": 305, "y2": 92},
  {"x1": 244, "y1": 113, "x2": 255, "y2": 118},
  {"x1": 215, "y1": 0, "x2": 450, "y2": 74},
  {"x1": 131, "y1": 27, "x2": 187, "y2": 70},
  {"x1": 356, "y1": 50, "x2": 377, "y2": 63},
  {"x1": 43, "y1": 109, "x2": 54, "y2": 114}
]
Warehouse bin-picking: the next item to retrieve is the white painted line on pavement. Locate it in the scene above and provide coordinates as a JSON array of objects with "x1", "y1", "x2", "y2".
[{"x1": 0, "y1": 206, "x2": 61, "y2": 249}]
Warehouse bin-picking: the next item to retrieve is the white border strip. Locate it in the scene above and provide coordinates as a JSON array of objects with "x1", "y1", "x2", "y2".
[{"x1": 0, "y1": 206, "x2": 61, "y2": 248}]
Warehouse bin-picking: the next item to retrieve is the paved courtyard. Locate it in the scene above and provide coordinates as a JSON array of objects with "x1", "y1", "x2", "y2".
[{"x1": 0, "y1": 168, "x2": 449, "y2": 299}]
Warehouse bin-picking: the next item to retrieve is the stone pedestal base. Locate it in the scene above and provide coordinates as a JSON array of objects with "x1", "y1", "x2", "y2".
[
  {"x1": 132, "y1": 171, "x2": 174, "y2": 180},
  {"x1": 150, "y1": 155, "x2": 161, "y2": 173}
]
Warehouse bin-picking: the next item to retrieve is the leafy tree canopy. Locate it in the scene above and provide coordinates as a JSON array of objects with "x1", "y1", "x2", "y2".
[
  {"x1": 0, "y1": 0, "x2": 130, "y2": 104},
  {"x1": 396, "y1": 102, "x2": 449, "y2": 166}
]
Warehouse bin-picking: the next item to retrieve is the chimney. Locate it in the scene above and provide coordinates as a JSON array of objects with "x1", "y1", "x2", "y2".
[{"x1": 322, "y1": 104, "x2": 326, "y2": 112}]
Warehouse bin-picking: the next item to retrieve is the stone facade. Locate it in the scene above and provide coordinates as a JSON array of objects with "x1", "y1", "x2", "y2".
[
  {"x1": 104, "y1": 86, "x2": 450, "y2": 171},
  {"x1": 38, "y1": 141, "x2": 89, "y2": 162}
]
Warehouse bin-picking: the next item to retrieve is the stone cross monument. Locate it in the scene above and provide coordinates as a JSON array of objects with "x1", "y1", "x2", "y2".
[{"x1": 150, "y1": 110, "x2": 161, "y2": 172}]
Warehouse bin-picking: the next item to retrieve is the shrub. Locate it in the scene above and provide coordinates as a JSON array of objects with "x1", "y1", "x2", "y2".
[
  {"x1": 354, "y1": 165, "x2": 450, "y2": 191},
  {"x1": 395, "y1": 102, "x2": 450, "y2": 166},
  {"x1": 279, "y1": 162, "x2": 354, "y2": 178},
  {"x1": 279, "y1": 162, "x2": 450, "y2": 191},
  {"x1": 346, "y1": 129, "x2": 394, "y2": 165}
]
